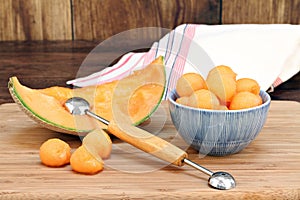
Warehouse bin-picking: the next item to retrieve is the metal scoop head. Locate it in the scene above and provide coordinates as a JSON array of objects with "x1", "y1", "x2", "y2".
[
  {"x1": 65, "y1": 97, "x2": 109, "y2": 125},
  {"x1": 209, "y1": 171, "x2": 236, "y2": 190},
  {"x1": 183, "y1": 158, "x2": 235, "y2": 190},
  {"x1": 65, "y1": 97, "x2": 90, "y2": 115}
]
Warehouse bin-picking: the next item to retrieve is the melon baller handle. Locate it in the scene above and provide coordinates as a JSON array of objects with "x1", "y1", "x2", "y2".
[
  {"x1": 65, "y1": 97, "x2": 236, "y2": 190},
  {"x1": 87, "y1": 109, "x2": 188, "y2": 167}
]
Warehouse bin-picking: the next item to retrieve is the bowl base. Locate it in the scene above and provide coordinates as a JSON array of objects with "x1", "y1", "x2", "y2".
[{"x1": 191, "y1": 140, "x2": 252, "y2": 156}]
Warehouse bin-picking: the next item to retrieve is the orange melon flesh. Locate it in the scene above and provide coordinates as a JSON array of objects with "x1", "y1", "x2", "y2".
[
  {"x1": 8, "y1": 56, "x2": 166, "y2": 135},
  {"x1": 39, "y1": 86, "x2": 74, "y2": 104},
  {"x1": 129, "y1": 84, "x2": 164, "y2": 124},
  {"x1": 9, "y1": 77, "x2": 97, "y2": 133},
  {"x1": 39, "y1": 81, "x2": 119, "y2": 123},
  {"x1": 112, "y1": 57, "x2": 166, "y2": 125}
]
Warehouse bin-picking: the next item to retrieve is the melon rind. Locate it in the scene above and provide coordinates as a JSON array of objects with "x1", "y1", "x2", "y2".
[
  {"x1": 8, "y1": 56, "x2": 166, "y2": 135},
  {"x1": 132, "y1": 56, "x2": 166, "y2": 126},
  {"x1": 8, "y1": 78, "x2": 90, "y2": 135}
]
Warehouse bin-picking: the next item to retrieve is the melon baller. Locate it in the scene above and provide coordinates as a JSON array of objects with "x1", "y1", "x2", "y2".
[{"x1": 65, "y1": 97, "x2": 236, "y2": 190}]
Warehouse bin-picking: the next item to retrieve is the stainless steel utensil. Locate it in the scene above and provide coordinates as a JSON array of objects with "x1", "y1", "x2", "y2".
[{"x1": 65, "y1": 97, "x2": 236, "y2": 190}]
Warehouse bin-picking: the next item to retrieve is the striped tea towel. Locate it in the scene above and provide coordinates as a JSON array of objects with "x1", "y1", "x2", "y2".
[{"x1": 67, "y1": 24, "x2": 300, "y2": 99}]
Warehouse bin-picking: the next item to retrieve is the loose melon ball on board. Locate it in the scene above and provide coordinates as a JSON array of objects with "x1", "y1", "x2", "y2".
[
  {"x1": 176, "y1": 73, "x2": 207, "y2": 97},
  {"x1": 229, "y1": 91, "x2": 263, "y2": 110},
  {"x1": 236, "y1": 78, "x2": 260, "y2": 95},
  {"x1": 206, "y1": 65, "x2": 237, "y2": 104},
  {"x1": 188, "y1": 89, "x2": 220, "y2": 110},
  {"x1": 39, "y1": 138, "x2": 71, "y2": 167},
  {"x1": 70, "y1": 145, "x2": 104, "y2": 175}
]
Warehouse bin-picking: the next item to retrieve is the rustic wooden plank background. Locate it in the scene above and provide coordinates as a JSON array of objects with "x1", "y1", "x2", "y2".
[
  {"x1": 0, "y1": 0, "x2": 220, "y2": 41},
  {"x1": 222, "y1": 0, "x2": 300, "y2": 24},
  {"x1": 0, "y1": 0, "x2": 72, "y2": 41},
  {"x1": 1, "y1": 0, "x2": 300, "y2": 41},
  {"x1": 72, "y1": 0, "x2": 220, "y2": 40}
]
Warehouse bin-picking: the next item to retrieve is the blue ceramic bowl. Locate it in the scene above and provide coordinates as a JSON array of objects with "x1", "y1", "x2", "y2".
[{"x1": 168, "y1": 89, "x2": 271, "y2": 156}]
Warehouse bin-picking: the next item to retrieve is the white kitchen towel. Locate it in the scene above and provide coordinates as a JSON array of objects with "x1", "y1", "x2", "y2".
[{"x1": 67, "y1": 24, "x2": 300, "y2": 99}]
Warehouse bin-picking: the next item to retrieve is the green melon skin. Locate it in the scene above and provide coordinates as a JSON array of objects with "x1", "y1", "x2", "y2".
[
  {"x1": 8, "y1": 78, "x2": 88, "y2": 135},
  {"x1": 133, "y1": 57, "x2": 166, "y2": 126}
]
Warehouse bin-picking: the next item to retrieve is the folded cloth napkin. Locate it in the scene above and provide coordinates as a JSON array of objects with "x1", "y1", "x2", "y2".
[{"x1": 67, "y1": 24, "x2": 300, "y2": 99}]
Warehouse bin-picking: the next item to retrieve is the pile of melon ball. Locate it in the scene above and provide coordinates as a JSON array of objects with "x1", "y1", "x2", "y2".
[
  {"x1": 175, "y1": 65, "x2": 263, "y2": 110},
  {"x1": 39, "y1": 128, "x2": 112, "y2": 175}
]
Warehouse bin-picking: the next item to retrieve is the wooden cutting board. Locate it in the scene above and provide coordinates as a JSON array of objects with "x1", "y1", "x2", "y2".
[{"x1": 0, "y1": 101, "x2": 299, "y2": 199}]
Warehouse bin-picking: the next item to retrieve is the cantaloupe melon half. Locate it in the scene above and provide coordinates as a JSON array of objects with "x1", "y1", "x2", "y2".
[{"x1": 8, "y1": 56, "x2": 166, "y2": 135}]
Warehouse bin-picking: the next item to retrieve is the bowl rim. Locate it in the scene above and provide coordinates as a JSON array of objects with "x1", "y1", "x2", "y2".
[{"x1": 168, "y1": 89, "x2": 271, "y2": 113}]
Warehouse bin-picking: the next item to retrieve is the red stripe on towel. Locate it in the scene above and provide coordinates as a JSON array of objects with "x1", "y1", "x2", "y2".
[
  {"x1": 143, "y1": 44, "x2": 157, "y2": 66},
  {"x1": 169, "y1": 25, "x2": 196, "y2": 91},
  {"x1": 72, "y1": 53, "x2": 135, "y2": 84},
  {"x1": 272, "y1": 77, "x2": 283, "y2": 88},
  {"x1": 93, "y1": 53, "x2": 146, "y2": 84}
]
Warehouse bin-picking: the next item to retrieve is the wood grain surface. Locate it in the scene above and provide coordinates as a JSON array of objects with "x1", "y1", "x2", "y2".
[
  {"x1": 0, "y1": 0, "x2": 72, "y2": 41},
  {"x1": 1, "y1": 0, "x2": 300, "y2": 41},
  {"x1": 0, "y1": 41, "x2": 95, "y2": 104},
  {"x1": 222, "y1": 0, "x2": 300, "y2": 24},
  {"x1": 0, "y1": 0, "x2": 220, "y2": 41},
  {"x1": 0, "y1": 101, "x2": 299, "y2": 199},
  {"x1": 72, "y1": 0, "x2": 220, "y2": 40}
]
